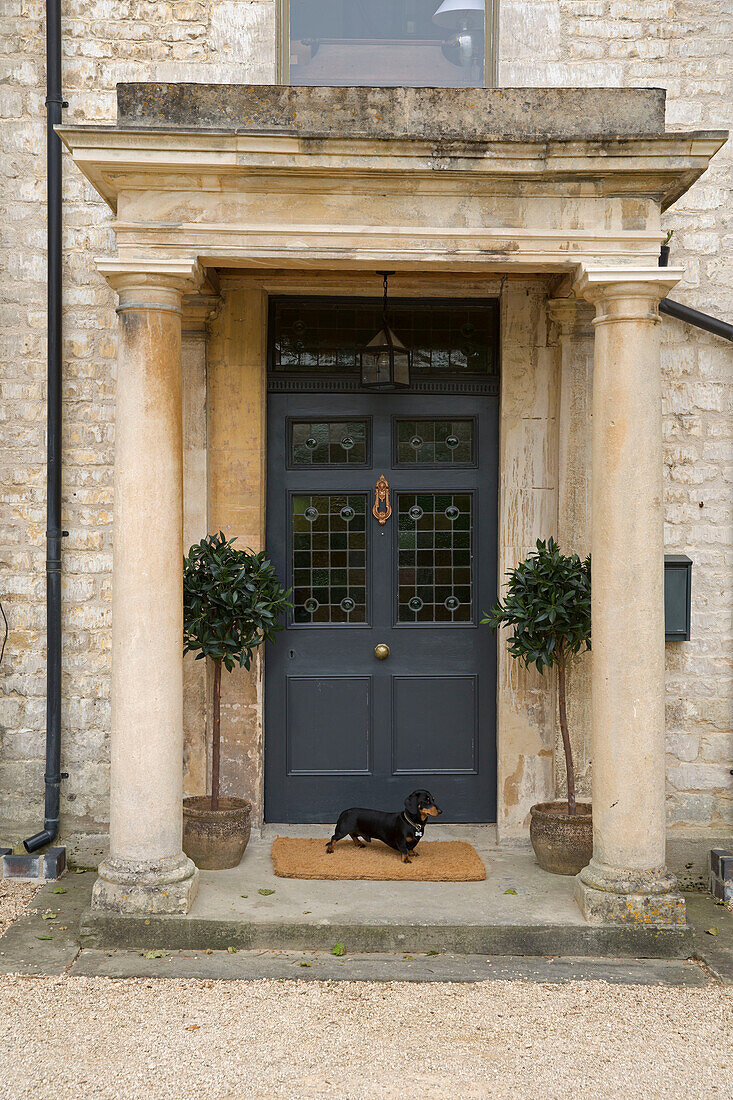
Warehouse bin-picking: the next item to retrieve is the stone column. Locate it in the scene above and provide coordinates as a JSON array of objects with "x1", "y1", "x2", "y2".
[
  {"x1": 92, "y1": 262, "x2": 200, "y2": 914},
  {"x1": 573, "y1": 266, "x2": 685, "y2": 926},
  {"x1": 547, "y1": 296, "x2": 595, "y2": 799},
  {"x1": 181, "y1": 293, "x2": 220, "y2": 798}
]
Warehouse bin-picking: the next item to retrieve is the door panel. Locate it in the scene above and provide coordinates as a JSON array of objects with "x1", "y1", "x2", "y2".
[
  {"x1": 286, "y1": 677, "x2": 372, "y2": 775},
  {"x1": 266, "y1": 392, "x2": 497, "y2": 822},
  {"x1": 392, "y1": 676, "x2": 477, "y2": 775}
]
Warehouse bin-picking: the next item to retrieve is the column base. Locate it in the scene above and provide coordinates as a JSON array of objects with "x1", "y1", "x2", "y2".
[
  {"x1": 575, "y1": 859, "x2": 686, "y2": 926},
  {"x1": 91, "y1": 853, "x2": 199, "y2": 915}
]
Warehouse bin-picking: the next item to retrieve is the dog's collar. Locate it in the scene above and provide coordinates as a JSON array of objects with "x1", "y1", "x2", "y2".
[{"x1": 402, "y1": 810, "x2": 424, "y2": 835}]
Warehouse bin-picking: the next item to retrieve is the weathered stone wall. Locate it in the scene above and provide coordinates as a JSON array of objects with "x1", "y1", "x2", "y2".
[
  {"x1": 0, "y1": 0, "x2": 729, "y2": 848},
  {"x1": 499, "y1": 0, "x2": 732, "y2": 838}
]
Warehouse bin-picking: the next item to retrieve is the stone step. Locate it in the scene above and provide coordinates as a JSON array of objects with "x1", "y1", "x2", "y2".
[{"x1": 80, "y1": 910, "x2": 692, "y2": 959}]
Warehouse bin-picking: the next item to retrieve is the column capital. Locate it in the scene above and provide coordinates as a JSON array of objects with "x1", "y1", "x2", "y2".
[
  {"x1": 182, "y1": 292, "x2": 222, "y2": 337},
  {"x1": 572, "y1": 265, "x2": 684, "y2": 322},
  {"x1": 547, "y1": 295, "x2": 596, "y2": 334},
  {"x1": 96, "y1": 258, "x2": 204, "y2": 315}
]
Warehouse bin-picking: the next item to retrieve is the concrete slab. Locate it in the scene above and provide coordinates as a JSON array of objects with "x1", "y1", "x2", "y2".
[
  {"x1": 80, "y1": 828, "x2": 693, "y2": 958},
  {"x1": 0, "y1": 872, "x2": 93, "y2": 975},
  {"x1": 687, "y1": 892, "x2": 733, "y2": 984},
  {"x1": 71, "y1": 947, "x2": 712, "y2": 986}
]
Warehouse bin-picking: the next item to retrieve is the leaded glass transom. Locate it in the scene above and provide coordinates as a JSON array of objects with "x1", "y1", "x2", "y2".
[
  {"x1": 292, "y1": 494, "x2": 367, "y2": 624},
  {"x1": 271, "y1": 298, "x2": 499, "y2": 376},
  {"x1": 397, "y1": 493, "x2": 472, "y2": 623},
  {"x1": 396, "y1": 419, "x2": 474, "y2": 465},
  {"x1": 291, "y1": 420, "x2": 369, "y2": 466}
]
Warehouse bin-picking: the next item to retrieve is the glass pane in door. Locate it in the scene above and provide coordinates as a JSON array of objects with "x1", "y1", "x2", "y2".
[
  {"x1": 395, "y1": 418, "x2": 474, "y2": 464},
  {"x1": 397, "y1": 492, "x2": 473, "y2": 623},
  {"x1": 292, "y1": 493, "x2": 368, "y2": 624}
]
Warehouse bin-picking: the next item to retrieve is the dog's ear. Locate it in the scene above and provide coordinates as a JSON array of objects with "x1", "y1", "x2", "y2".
[{"x1": 404, "y1": 791, "x2": 420, "y2": 817}]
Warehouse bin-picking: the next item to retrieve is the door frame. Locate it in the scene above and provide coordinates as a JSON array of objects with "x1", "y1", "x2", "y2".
[{"x1": 263, "y1": 294, "x2": 501, "y2": 822}]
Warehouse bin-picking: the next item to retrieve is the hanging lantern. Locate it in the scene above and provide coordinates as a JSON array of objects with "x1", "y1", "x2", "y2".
[{"x1": 360, "y1": 271, "x2": 411, "y2": 390}]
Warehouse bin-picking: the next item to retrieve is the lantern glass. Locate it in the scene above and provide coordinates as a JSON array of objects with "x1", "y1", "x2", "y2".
[{"x1": 360, "y1": 325, "x2": 411, "y2": 389}]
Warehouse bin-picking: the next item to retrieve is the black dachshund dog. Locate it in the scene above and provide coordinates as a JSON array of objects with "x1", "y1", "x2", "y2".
[{"x1": 326, "y1": 790, "x2": 442, "y2": 863}]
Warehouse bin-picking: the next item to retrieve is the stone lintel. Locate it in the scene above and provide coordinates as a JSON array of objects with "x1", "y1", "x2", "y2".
[{"x1": 116, "y1": 85, "x2": 669, "y2": 143}]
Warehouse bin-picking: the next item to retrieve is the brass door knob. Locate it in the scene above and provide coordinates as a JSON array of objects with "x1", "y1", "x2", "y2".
[{"x1": 374, "y1": 643, "x2": 390, "y2": 660}]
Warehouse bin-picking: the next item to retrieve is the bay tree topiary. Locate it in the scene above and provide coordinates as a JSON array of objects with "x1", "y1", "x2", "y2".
[
  {"x1": 482, "y1": 538, "x2": 591, "y2": 815},
  {"x1": 183, "y1": 532, "x2": 291, "y2": 811}
]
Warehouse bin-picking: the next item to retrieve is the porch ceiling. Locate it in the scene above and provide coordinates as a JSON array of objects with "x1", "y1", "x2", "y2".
[{"x1": 58, "y1": 85, "x2": 726, "y2": 277}]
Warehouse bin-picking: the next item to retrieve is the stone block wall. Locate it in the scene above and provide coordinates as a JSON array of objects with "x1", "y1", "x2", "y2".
[{"x1": 0, "y1": 0, "x2": 730, "y2": 846}]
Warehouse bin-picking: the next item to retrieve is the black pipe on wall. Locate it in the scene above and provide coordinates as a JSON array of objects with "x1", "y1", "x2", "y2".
[
  {"x1": 659, "y1": 242, "x2": 733, "y2": 342},
  {"x1": 24, "y1": 0, "x2": 67, "y2": 853},
  {"x1": 659, "y1": 297, "x2": 733, "y2": 342}
]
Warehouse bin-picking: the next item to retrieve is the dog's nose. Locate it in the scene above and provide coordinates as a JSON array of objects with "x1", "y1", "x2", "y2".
[{"x1": 437, "y1": 807, "x2": 443, "y2": 815}]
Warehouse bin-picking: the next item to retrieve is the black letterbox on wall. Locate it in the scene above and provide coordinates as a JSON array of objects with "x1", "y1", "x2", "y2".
[{"x1": 664, "y1": 555, "x2": 692, "y2": 641}]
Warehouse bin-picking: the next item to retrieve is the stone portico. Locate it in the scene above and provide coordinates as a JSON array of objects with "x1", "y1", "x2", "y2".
[{"x1": 59, "y1": 85, "x2": 725, "y2": 926}]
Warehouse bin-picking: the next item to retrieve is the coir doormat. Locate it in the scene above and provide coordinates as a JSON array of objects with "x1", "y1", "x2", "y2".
[{"x1": 271, "y1": 837, "x2": 486, "y2": 881}]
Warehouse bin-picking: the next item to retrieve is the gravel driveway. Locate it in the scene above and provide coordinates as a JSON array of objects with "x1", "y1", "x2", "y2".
[
  {"x1": 0, "y1": 881, "x2": 40, "y2": 938},
  {"x1": 0, "y1": 973, "x2": 730, "y2": 1099}
]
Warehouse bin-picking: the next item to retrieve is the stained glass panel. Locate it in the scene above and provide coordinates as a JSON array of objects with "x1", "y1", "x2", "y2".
[
  {"x1": 292, "y1": 494, "x2": 367, "y2": 624},
  {"x1": 397, "y1": 493, "x2": 472, "y2": 623},
  {"x1": 291, "y1": 420, "x2": 368, "y2": 466},
  {"x1": 396, "y1": 419, "x2": 474, "y2": 465},
  {"x1": 271, "y1": 298, "x2": 499, "y2": 376}
]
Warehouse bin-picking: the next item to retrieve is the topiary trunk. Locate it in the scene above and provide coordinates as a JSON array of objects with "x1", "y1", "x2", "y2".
[
  {"x1": 211, "y1": 658, "x2": 222, "y2": 812},
  {"x1": 557, "y1": 658, "x2": 576, "y2": 815}
]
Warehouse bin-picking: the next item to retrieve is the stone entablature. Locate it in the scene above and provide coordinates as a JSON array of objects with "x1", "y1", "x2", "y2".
[{"x1": 60, "y1": 87, "x2": 724, "y2": 280}]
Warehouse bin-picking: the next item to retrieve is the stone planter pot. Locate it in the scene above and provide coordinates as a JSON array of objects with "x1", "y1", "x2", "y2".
[
  {"x1": 182, "y1": 795, "x2": 252, "y2": 870},
  {"x1": 529, "y1": 800, "x2": 593, "y2": 876}
]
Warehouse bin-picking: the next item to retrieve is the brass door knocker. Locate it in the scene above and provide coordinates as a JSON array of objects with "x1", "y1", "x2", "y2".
[{"x1": 372, "y1": 474, "x2": 392, "y2": 525}]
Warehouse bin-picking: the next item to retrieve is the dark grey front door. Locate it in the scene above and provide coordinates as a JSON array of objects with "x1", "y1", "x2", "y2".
[{"x1": 265, "y1": 392, "x2": 498, "y2": 822}]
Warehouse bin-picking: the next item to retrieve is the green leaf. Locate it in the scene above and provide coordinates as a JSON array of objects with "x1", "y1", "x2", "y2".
[
  {"x1": 258, "y1": 888, "x2": 275, "y2": 896},
  {"x1": 52, "y1": 887, "x2": 67, "y2": 894},
  {"x1": 705, "y1": 927, "x2": 719, "y2": 936},
  {"x1": 142, "y1": 949, "x2": 167, "y2": 959},
  {"x1": 227, "y1": 946, "x2": 238, "y2": 954},
  {"x1": 504, "y1": 888, "x2": 517, "y2": 895},
  {"x1": 300, "y1": 961, "x2": 312, "y2": 967},
  {"x1": 35, "y1": 935, "x2": 53, "y2": 941},
  {"x1": 331, "y1": 942, "x2": 345, "y2": 956}
]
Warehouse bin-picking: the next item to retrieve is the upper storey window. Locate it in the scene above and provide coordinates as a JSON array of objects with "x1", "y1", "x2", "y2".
[{"x1": 285, "y1": 1, "x2": 489, "y2": 88}]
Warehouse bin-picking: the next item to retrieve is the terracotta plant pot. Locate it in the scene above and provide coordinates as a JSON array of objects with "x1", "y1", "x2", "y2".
[
  {"x1": 529, "y1": 800, "x2": 593, "y2": 876},
  {"x1": 182, "y1": 795, "x2": 252, "y2": 870}
]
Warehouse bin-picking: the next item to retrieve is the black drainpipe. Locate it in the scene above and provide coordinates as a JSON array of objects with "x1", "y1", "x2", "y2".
[
  {"x1": 659, "y1": 243, "x2": 733, "y2": 342},
  {"x1": 24, "y1": 0, "x2": 68, "y2": 853}
]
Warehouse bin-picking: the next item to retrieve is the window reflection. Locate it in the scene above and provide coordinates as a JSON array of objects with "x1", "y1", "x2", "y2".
[{"x1": 289, "y1": 0, "x2": 486, "y2": 87}]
